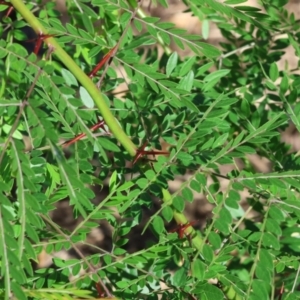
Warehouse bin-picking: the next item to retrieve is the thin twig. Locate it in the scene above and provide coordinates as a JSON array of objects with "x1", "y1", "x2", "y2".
[
  {"x1": 0, "y1": 102, "x2": 23, "y2": 107},
  {"x1": 292, "y1": 266, "x2": 300, "y2": 293},
  {"x1": 218, "y1": 42, "x2": 255, "y2": 69}
]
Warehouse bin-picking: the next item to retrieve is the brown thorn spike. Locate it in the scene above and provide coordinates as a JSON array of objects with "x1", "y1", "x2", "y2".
[
  {"x1": 88, "y1": 45, "x2": 117, "y2": 78},
  {"x1": 26, "y1": 33, "x2": 56, "y2": 55},
  {"x1": 132, "y1": 141, "x2": 170, "y2": 165},
  {"x1": 63, "y1": 118, "x2": 108, "y2": 147},
  {"x1": 169, "y1": 220, "x2": 199, "y2": 239}
]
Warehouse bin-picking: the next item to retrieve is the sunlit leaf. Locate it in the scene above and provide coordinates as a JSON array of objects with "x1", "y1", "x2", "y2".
[{"x1": 79, "y1": 86, "x2": 94, "y2": 108}]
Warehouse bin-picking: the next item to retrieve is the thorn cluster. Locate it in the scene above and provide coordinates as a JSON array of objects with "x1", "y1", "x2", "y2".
[{"x1": 133, "y1": 141, "x2": 170, "y2": 165}]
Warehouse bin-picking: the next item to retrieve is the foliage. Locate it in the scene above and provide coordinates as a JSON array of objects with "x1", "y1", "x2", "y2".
[{"x1": 0, "y1": 0, "x2": 300, "y2": 299}]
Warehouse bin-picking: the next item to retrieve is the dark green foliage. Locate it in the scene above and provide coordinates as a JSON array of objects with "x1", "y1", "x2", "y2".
[{"x1": 0, "y1": 0, "x2": 300, "y2": 299}]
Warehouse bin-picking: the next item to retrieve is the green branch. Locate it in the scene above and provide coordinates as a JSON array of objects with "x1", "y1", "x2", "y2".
[
  {"x1": 10, "y1": 0, "x2": 136, "y2": 156},
  {"x1": 11, "y1": 0, "x2": 203, "y2": 250}
]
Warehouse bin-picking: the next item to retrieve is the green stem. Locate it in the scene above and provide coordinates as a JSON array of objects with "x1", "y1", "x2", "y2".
[
  {"x1": 11, "y1": 0, "x2": 203, "y2": 251},
  {"x1": 10, "y1": 0, "x2": 136, "y2": 156}
]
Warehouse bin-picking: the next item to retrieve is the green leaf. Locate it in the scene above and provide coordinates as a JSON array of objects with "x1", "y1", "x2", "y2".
[
  {"x1": 116, "y1": 280, "x2": 129, "y2": 288},
  {"x1": 200, "y1": 283, "x2": 224, "y2": 300},
  {"x1": 136, "y1": 178, "x2": 148, "y2": 189},
  {"x1": 190, "y1": 180, "x2": 201, "y2": 193},
  {"x1": 182, "y1": 96, "x2": 200, "y2": 112},
  {"x1": 72, "y1": 263, "x2": 82, "y2": 276},
  {"x1": 192, "y1": 259, "x2": 205, "y2": 280},
  {"x1": 208, "y1": 231, "x2": 222, "y2": 249},
  {"x1": 118, "y1": 181, "x2": 134, "y2": 192},
  {"x1": 280, "y1": 74, "x2": 289, "y2": 94},
  {"x1": 251, "y1": 279, "x2": 269, "y2": 299},
  {"x1": 212, "y1": 133, "x2": 229, "y2": 148},
  {"x1": 269, "y1": 206, "x2": 285, "y2": 222},
  {"x1": 177, "y1": 152, "x2": 194, "y2": 163},
  {"x1": 120, "y1": 12, "x2": 132, "y2": 25},
  {"x1": 259, "y1": 249, "x2": 274, "y2": 270},
  {"x1": 198, "y1": 42, "x2": 221, "y2": 58},
  {"x1": 173, "y1": 267, "x2": 187, "y2": 287},
  {"x1": 173, "y1": 36, "x2": 184, "y2": 49},
  {"x1": 146, "y1": 24, "x2": 158, "y2": 38},
  {"x1": 98, "y1": 137, "x2": 120, "y2": 152},
  {"x1": 180, "y1": 57, "x2": 196, "y2": 77},
  {"x1": 152, "y1": 215, "x2": 164, "y2": 234},
  {"x1": 2, "y1": 125, "x2": 23, "y2": 140},
  {"x1": 202, "y1": 244, "x2": 214, "y2": 263},
  {"x1": 11, "y1": 281, "x2": 27, "y2": 300},
  {"x1": 204, "y1": 69, "x2": 230, "y2": 82},
  {"x1": 49, "y1": 18, "x2": 65, "y2": 32},
  {"x1": 61, "y1": 68, "x2": 78, "y2": 87},
  {"x1": 109, "y1": 170, "x2": 118, "y2": 192},
  {"x1": 79, "y1": 86, "x2": 94, "y2": 108},
  {"x1": 144, "y1": 169, "x2": 156, "y2": 181},
  {"x1": 202, "y1": 19, "x2": 210, "y2": 40},
  {"x1": 146, "y1": 77, "x2": 159, "y2": 92},
  {"x1": 196, "y1": 62, "x2": 214, "y2": 77},
  {"x1": 134, "y1": 19, "x2": 143, "y2": 32},
  {"x1": 182, "y1": 187, "x2": 193, "y2": 202},
  {"x1": 265, "y1": 80, "x2": 277, "y2": 91},
  {"x1": 166, "y1": 52, "x2": 178, "y2": 77},
  {"x1": 178, "y1": 70, "x2": 194, "y2": 92},
  {"x1": 81, "y1": 14, "x2": 94, "y2": 34},
  {"x1": 240, "y1": 98, "x2": 250, "y2": 118},
  {"x1": 173, "y1": 195, "x2": 185, "y2": 212},
  {"x1": 262, "y1": 232, "x2": 280, "y2": 250},
  {"x1": 161, "y1": 206, "x2": 173, "y2": 222},
  {"x1": 269, "y1": 62, "x2": 279, "y2": 82}
]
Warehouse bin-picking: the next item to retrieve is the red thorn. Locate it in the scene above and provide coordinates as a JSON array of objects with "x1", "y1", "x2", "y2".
[
  {"x1": 88, "y1": 45, "x2": 117, "y2": 78},
  {"x1": 5, "y1": 6, "x2": 13, "y2": 18},
  {"x1": 0, "y1": 1, "x2": 14, "y2": 18},
  {"x1": 27, "y1": 33, "x2": 56, "y2": 55},
  {"x1": 169, "y1": 221, "x2": 198, "y2": 239},
  {"x1": 63, "y1": 119, "x2": 108, "y2": 147},
  {"x1": 95, "y1": 282, "x2": 106, "y2": 298},
  {"x1": 133, "y1": 141, "x2": 148, "y2": 165},
  {"x1": 132, "y1": 141, "x2": 169, "y2": 165}
]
